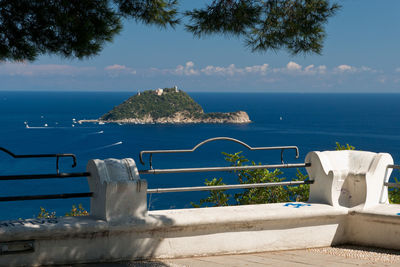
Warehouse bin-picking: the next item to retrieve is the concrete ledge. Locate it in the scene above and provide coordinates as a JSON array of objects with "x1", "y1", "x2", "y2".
[
  {"x1": 0, "y1": 203, "x2": 347, "y2": 266},
  {"x1": 346, "y1": 204, "x2": 400, "y2": 250}
]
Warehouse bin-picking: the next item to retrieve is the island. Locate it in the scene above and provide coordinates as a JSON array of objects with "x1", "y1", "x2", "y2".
[{"x1": 79, "y1": 87, "x2": 251, "y2": 124}]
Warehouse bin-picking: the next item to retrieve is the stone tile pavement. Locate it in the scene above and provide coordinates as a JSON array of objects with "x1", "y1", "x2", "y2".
[{"x1": 72, "y1": 246, "x2": 400, "y2": 267}]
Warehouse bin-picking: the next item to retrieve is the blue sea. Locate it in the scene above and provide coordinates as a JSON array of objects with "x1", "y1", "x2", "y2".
[{"x1": 1, "y1": 92, "x2": 400, "y2": 220}]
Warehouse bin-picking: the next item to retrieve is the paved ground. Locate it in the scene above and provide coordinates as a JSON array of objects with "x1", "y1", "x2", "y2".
[{"x1": 73, "y1": 246, "x2": 400, "y2": 267}]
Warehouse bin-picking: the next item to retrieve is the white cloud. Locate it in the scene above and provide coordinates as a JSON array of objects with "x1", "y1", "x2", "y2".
[
  {"x1": 335, "y1": 64, "x2": 354, "y2": 72},
  {"x1": 244, "y1": 64, "x2": 269, "y2": 74},
  {"x1": 286, "y1": 61, "x2": 302, "y2": 71},
  {"x1": 271, "y1": 62, "x2": 327, "y2": 76},
  {"x1": 146, "y1": 61, "x2": 344, "y2": 78},
  {"x1": 395, "y1": 67, "x2": 400, "y2": 72},
  {"x1": 200, "y1": 63, "x2": 269, "y2": 76},
  {"x1": 0, "y1": 62, "x2": 95, "y2": 76},
  {"x1": 334, "y1": 64, "x2": 378, "y2": 74},
  {"x1": 304, "y1": 64, "x2": 327, "y2": 75},
  {"x1": 105, "y1": 64, "x2": 126, "y2": 71},
  {"x1": 104, "y1": 64, "x2": 136, "y2": 75},
  {"x1": 173, "y1": 61, "x2": 199, "y2": 76},
  {"x1": 201, "y1": 64, "x2": 240, "y2": 76}
]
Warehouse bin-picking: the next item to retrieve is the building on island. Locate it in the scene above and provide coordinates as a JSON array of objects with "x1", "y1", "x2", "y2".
[
  {"x1": 174, "y1": 85, "x2": 179, "y2": 93},
  {"x1": 155, "y1": 88, "x2": 163, "y2": 96}
]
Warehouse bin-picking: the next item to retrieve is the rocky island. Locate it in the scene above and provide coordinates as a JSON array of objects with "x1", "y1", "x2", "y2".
[{"x1": 79, "y1": 87, "x2": 251, "y2": 124}]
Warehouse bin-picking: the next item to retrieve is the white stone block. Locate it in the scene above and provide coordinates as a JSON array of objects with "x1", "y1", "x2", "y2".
[
  {"x1": 86, "y1": 158, "x2": 147, "y2": 222},
  {"x1": 306, "y1": 151, "x2": 393, "y2": 208}
]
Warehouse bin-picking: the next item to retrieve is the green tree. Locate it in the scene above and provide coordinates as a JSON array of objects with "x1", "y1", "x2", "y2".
[
  {"x1": 191, "y1": 178, "x2": 231, "y2": 208},
  {"x1": 1, "y1": 0, "x2": 340, "y2": 61},
  {"x1": 192, "y1": 151, "x2": 310, "y2": 207}
]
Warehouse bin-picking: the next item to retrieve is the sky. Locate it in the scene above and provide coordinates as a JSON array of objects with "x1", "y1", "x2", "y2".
[{"x1": 1, "y1": 0, "x2": 400, "y2": 93}]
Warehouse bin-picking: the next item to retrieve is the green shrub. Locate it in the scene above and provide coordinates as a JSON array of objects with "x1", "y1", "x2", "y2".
[
  {"x1": 65, "y1": 204, "x2": 89, "y2": 217},
  {"x1": 191, "y1": 152, "x2": 310, "y2": 207},
  {"x1": 335, "y1": 142, "x2": 355, "y2": 151},
  {"x1": 36, "y1": 204, "x2": 89, "y2": 218},
  {"x1": 37, "y1": 207, "x2": 56, "y2": 219}
]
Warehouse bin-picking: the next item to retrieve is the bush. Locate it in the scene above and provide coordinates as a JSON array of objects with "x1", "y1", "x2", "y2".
[
  {"x1": 191, "y1": 152, "x2": 310, "y2": 207},
  {"x1": 37, "y1": 207, "x2": 56, "y2": 219},
  {"x1": 36, "y1": 204, "x2": 89, "y2": 218},
  {"x1": 65, "y1": 204, "x2": 89, "y2": 217}
]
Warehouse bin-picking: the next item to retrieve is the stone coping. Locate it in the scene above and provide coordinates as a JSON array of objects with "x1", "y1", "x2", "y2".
[{"x1": 0, "y1": 202, "x2": 348, "y2": 241}]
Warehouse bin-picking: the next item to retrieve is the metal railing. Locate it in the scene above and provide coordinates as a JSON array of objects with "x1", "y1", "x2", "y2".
[
  {"x1": 0, "y1": 147, "x2": 92, "y2": 202},
  {"x1": 385, "y1": 164, "x2": 400, "y2": 189},
  {"x1": 0, "y1": 137, "x2": 315, "y2": 200},
  {"x1": 139, "y1": 137, "x2": 313, "y2": 194}
]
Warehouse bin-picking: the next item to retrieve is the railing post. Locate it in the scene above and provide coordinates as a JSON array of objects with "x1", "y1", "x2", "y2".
[{"x1": 86, "y1": 158, "x2": 147, "y2": 222}]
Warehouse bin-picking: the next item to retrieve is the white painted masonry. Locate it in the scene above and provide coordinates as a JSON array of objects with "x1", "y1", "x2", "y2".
[{"x1": 0, "y1": 150, "x2": 399, "y2": 266}]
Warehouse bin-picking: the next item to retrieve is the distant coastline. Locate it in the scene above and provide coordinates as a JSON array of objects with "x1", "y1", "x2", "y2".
[{"x1": 79, "y1": 110, "x2": 251, "y2": 125}]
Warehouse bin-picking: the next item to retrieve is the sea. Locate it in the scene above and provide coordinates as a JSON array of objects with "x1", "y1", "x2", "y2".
[{"x1": 0, "y1": 92, "x2": 400, "y2": 220}]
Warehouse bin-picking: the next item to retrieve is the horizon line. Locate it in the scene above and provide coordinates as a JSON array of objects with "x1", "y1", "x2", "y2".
[{"x1": 0, "y1": 90, "x2": 400, "y2": 94}]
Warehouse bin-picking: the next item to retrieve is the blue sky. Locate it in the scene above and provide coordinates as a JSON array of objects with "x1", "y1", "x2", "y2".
[{"x1": 1, "y1": 0, "x2": 400, "y2": 92}]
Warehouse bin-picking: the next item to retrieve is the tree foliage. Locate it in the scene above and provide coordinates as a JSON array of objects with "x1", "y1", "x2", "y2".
[
  {"x1": 101, "y1": 88, "x2": 204, "y2": 120},
  {"x1": 0, "y1": 0, "x2": 340, "y2": 61},
  {"x1": 187, "y1": 0, "x2": 340, "y2": 55},
  {"x1": 192, "y1": 151, "x2": 310, "y2": 207}
]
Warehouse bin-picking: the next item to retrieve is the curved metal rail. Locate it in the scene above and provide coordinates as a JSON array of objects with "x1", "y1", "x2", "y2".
[
  {"x1": 0, "y1": 147, "x2": 77, "y2": 174},
  {"x1": 139, "y1": 137, "x2": 299, "y2": 168}
]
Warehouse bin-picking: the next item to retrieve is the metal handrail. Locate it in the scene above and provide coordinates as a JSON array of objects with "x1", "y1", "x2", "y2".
[
  {"x1": 387, "y1": 164, "x2": 400, "y2": 170},
  {"x1": 0, "y1": 192, "x2": 93, "y2": 202},
  {"x1": 147, "y1": 180, "x2": 314, "y2": 194},
  {"x1": 0, "y1": 148, "x2": 92, "y2": 202},
  {"x1": 140, "y1": 137, "x2": 311, "y2": 194},
  {"x1": 139, "y1": 162, "x2": 310, "y2": 175},
  {"x1": 385, "y1": 164, "x2": 400, "y2": 188},
  {"x1": 139, "y1": 137, "x2": 299, "y2": 168},
  {"x1": 0, "y1": 172, "x2": 91, "y2": 181},
  {"x1": 0, "y1": 147, "x2": 77, "y2": 174},
  {"x1": 384, "y1": 182, "x2": 400, "y2": 189}
]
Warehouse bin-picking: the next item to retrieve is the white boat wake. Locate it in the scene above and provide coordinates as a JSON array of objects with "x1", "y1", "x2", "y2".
[
  {"x1": 80, "y1": 141, "x2": 123, "y2": 153},
  {"x1": 87, "y1": 130, "x2": 104, "y2": 135}
]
